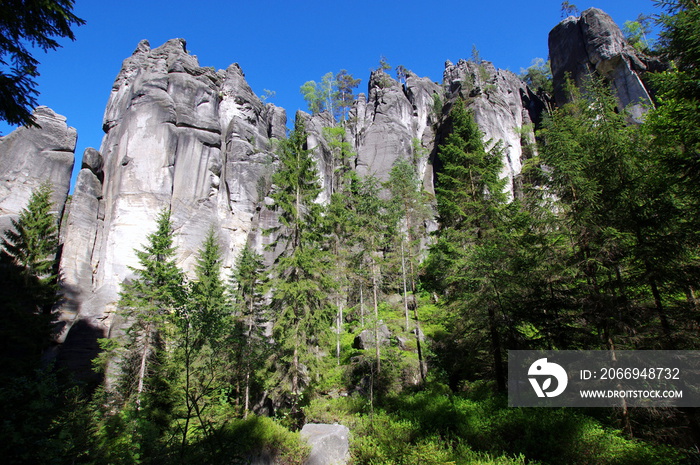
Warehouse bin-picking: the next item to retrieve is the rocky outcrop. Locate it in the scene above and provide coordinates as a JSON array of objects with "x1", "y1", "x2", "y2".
[
  {"x1": 54, "y1": 39, "x2": 286, "y2": 375},
  {"x1": 49, "y1": 38, "x2": 549, "y2": 379},
  {"x1": 549, "y1": 7, "x2": 654, "y2": 121},
  {"x1": 353, "y1": 324, "x2": 391, "y2": 350},
  {"x1": 349, "y1": 70, "x2": 441, "y2": 193},
  {"x1": 441, "y1": 59, "x2": 543, "y2": 196},
  {"x1": 0, "y1": 106, "x2": 75, "y2": 234},
  {"x1": 300, "y1": 424, "x2": 350, "y2": 465}
]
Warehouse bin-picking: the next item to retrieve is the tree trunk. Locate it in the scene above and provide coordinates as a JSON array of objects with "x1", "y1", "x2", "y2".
[
  {"x1": 401, "y1": 242, "x2": 410, "y2": 332},
  {"x1": 136, "y1": 321, "x2": 153, "y2": 410},
  {"x1": 372, "y1": 257, "x2": 381, "y2": 374}
]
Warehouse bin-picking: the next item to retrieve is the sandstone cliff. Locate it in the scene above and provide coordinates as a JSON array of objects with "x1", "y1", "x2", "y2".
[
  {"x1": 549, "y1": 7, "x2": 657, "y2": 121},
  {"x1": 54, "y1": 39, "x2": 287, "y2": 378},
  {"x1": 0, "y1": 106, "x2": 75, "y2": 235}
]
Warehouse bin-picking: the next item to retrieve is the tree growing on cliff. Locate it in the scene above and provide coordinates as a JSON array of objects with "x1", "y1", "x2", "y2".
[
  {"x1": 300, "y1": 70, "x2": 360, "y2": 122},
  {"x1": 0, "y1": 0, "x2": 85, "y2": 127}
]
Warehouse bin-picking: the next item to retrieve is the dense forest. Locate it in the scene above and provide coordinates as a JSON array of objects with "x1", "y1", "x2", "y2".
[{"x1": 1, "y1": 1, "x2": 700, "y2": 464}]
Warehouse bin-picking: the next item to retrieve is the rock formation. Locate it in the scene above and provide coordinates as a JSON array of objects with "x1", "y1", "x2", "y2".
[
  {"x1": 441, "y1": 59, "x2": 543, "y2": 196},
  {"x1": 0, "y1": 106, "x2": 75, "y2": 234},
  {"x1": 54, "y1": 39, "x2": 287, "y2": 376},
  {"x1": 549, "y1": 7, "x2": 656, "y2": 121}
]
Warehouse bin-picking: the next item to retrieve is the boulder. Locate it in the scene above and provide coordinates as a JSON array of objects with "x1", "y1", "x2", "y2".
[
  {"x1": 300, "y1": 423, "x2": 350, "y2": 465},
  {"x1": 353, "y1": 324, "x2": 391, "y2": 350}
]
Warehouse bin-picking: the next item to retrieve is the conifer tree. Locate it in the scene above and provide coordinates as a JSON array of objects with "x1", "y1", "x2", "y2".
[
  {"x1": 428, "y1": 99, "x2": 509, "y2": 391},
  {"x1": 386, "y1": 158, "x2": 432, "y2": 380},
  {"x1": 1, "y1": 181, "x2": 59, "y2": 308},
  {"x1": 266, "y1": 116, "x2": 335, "y2": 417},
  {"x1": 0, "y1": 182, "x2": 59, "y2": 375},
  {"x1": 115, "y1": 209, "x2": 184, "y2": 410},
  {"x1": 349, "y1": 174, "x2": 392, "y2": 374},
  {"x1": 174, "y1": 228, "x2": 230, "y2": 450},
  {"x1": 231, "y1": 244, "x2": 267, "y2": 418}
]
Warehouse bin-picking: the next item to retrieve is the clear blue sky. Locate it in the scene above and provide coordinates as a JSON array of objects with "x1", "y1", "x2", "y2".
[{"x1": 0, "y1": 0, "x2": 659, "y2": 191}]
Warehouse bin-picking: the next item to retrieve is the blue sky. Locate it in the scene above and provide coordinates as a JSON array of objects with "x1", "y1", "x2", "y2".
[{"x1": 0, "y1": 0, "x2": 659, "y2": 191}]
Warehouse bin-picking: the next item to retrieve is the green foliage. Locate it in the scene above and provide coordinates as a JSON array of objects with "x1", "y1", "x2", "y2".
[
  {"x1": 0, "y1": 182, "x2": 59, "y2": 376},
  {"x1": 0, "y1": 0, "x2": 85, "y2": 126},
  {"x1": 519, "y1": 58, "x2": 553, "y2": 94},
  {"x1": 300, "y1": 70, "x2": 360, "y2": 121},
  {"x1": 378, "y1": 55, "x2": 391, "y2": 71},
  {"x1": 647, "y1": 0, "x2": 700, "y2": 203},
  {"x1": 111, "y1": 209, "x2": 184, "y2": 409},
  {"x1": 1, "y1": 181, "x2": 58, "y2": 299},
  {"x1": 623, "y1": 15, "x2": 654, "y2": 53},
  {"x1": 260, "y1": 88, "x2": 276, "y2": 102},
  {"x1": 561, "y1": 1, "x2": 579, "y2": 18},
  {"x1": 266, "y1": 116, "x2": 336, "y2": 416}
]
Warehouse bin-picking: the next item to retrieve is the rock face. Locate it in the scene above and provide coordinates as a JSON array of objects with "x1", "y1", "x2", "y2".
[
  {"x1": 0, "y1": 106, "x2": 75, "y2": 234},
  {"x1": 55, "y1": 39, "x2": 286, "y2": 376},
  {"x1": 549, "y1": 7, "x2": 654, "y2": 120},
  {"x1": 441, "y1": 59, "x2": 543, "y2": 197},
  {"x1": 300, "y1": 424, "x2": 350, "y2": 465}
]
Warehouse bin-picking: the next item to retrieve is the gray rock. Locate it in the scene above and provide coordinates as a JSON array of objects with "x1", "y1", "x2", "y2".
[
  {"x1": 0, "y1": 106, "x2": 75, "y2": 233},
  {"x1": 549, "y1": 7, "x2": 653, "y2": 121},
  {"x1": 441, "y1": 59, "x2": 542, "y2": 197},
  {"x1": 300, "y1": 423, "x2": 350, "y2": 465},
  {"x1": 54, "y1": 40, "x2": 285, "y2": 382},
  {"x1": 81, "y1": 147, "x2": 104, "y2": 174},
  {"x1": 353, "y1": 324, "x2": 391, "y2": 350}
]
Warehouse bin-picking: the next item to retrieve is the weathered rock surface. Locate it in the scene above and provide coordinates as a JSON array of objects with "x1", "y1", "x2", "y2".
[
  {"x1": 441, "y1": 59, "x2": 543, "y2": 197},
  {"x1": 0, "y1": 106, "x2": 75, "y2": 234},
  {"x1": 353, "y1": 324, "x2": 391, "y2": 350},
  {"x1": 349, "y1": 70, "x2": 441, "y2": 194},
  {"x1": 54, "y1": 39, "x2": 286, "y2": 377},
  {"x1": 300, "y1": 423, "x2": 350, "y2": 465},
  {"x1": 549, "y1": 7, "x2": 654, "y2": 120}
]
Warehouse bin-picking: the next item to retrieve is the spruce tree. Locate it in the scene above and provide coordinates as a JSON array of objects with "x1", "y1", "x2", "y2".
[
  {"x1": 427, "y1": 99, "x2": 510, "y2": 391},
  {"x1": 1, "y1": 181, "x2": 59, "y2": 308},
  {"x1": 386, "y1": 158, "x2": 432, "y2": 380},
  {"x1": 174, "y1": 228, "x2": 231, "y2": 450},
  {"x1": 266, "y1": 116, "x2": 335, "y2": 417},
  {"x1": 231, "y1": 243, "x2": 267, "y2": 418},
  {"x1": 0, "y1": 182, "x2": 59, "y2": 376},
  {"x1": 114, "y1": 209, "x2": 184, "y2": 410}
]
